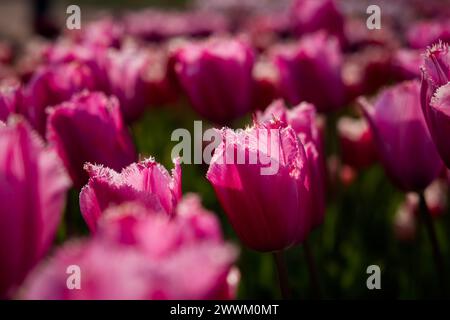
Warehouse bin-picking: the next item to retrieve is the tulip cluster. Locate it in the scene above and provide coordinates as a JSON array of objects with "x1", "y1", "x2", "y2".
[{"x1": 0, "y1": 0, "x2": 449, "y2": 300}]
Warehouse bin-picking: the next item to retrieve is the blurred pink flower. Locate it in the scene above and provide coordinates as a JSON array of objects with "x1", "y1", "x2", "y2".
[
  {"x1": 23, "y1": 61, "x2": 101, "y2": 135},
  {"x1": 271, "y1": 32, "x2": 345, "y2": 113},
  {"x1": 23, "y1": 196, "x2": 238, "y2": 300},
  {"x1": 337, "y1": 116, "x2": 378, "y2": 170},
  {"x1": 47, "y1": 91, "x2": 137, "y2": 188},
  {"x1": 0, "y1": 118, "x2": 71, "y2": 298},
  {"x1": 251, "y1": 58, "x2": 281, "y2": 111},
  {"x1": 391, "y1": 49, "x2": 422, "y2": 80},
  {"x1": 420, "y1": 42, "x2": 450, "y2": 168},
  {"x1": 359, "y1": 80, "x2": 443, "y2": 191},
  {"x1": 207, "y1": 118, "x2": 314, "y2": 251},
  {"x1": 124, "y1": 10, "x2": 229, "y2": 42},
  {"x1": 290, "y1": 0, "x2": 346, "y2": 47},
  {"x1": 103, "y1": 47, "x2": 177, "y2": 122},
  {"x1": 172, "y1": 38, "x2": 254, "y2": 124},
  {"x1": 80, "y1": 158, "x2": 181, "y2": 232},
  {"x1": 0, "y1": 82, "x2": 22, "y2": 122},
  {"x1": 407, "y1": 20, "x2": 450, "y2": 49}
]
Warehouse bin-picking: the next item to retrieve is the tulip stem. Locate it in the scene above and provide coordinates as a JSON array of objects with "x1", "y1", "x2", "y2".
[
  {"x1": 418, "y1": 191, "x2": 446, "y2": 297},
  {"x1": 303, "y1": 240, "x2": 322, "y2": 299},
  {"x1": 273, "y1": 251, "x2": 291, "y2": 299}
]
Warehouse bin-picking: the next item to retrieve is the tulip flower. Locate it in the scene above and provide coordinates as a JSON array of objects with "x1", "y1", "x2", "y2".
[
  {"x1": 0, "y1": 118, "x2": 71, "y2": 298},
  {"x1": 207, "y1": 117, "x2": 313, "y2": 252},
  {"x1": 172, "y1": 38, "x2": 254, "y2": 124},
  {"x1": 290, "y1": 0, "x2": 346, "y2": 47},
  {"x1": 392, "y1": 49, "x2": 422, "y2": 80},
  {"x1": 23, "y1": 196, "x2": 239, "y2": 300},
  {"x1": 257, "y1": 99, "x2": 326, "y2": 228},
  {"x1": 80, "y1": 157, "x2": 181, "y2": 232},
  {"x1": 271, "y1": 32, "x2": 345, "y2": 113},
  {"x1": 359, "y1": 80, "x2": 443, "y2": 191},
  {"x1": 420, "y1": 42, "x2": 450, "y2": 168},
  {"x1": 337, "y1": 116, "x2": 378, "y2": 170},
  {"x1": 104, "y1": 47, "x2": 176, "y2": 122},
  {"x1": 407, "y1": 21, "x2": 450, "y2": 49},
  {"x1": 47, "y1": 91, "x2": 137, "y2": 188},
  {"x1": 251, "y1": 58, "x2": 281, "y2": 111},
  {"x1": 24, "y1": 61, "x2": 100, "y2": 135},
  {"x1": 0, "y1": 82, "x2": 21, "y2": 122}
]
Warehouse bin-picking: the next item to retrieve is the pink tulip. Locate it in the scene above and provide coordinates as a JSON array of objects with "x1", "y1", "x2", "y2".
[
  {"x1": 47, "y1": 91, "x2": 137, "y2": 188},
  {"x1": 80, "y1": 158, "x2": 181, "y2": 232},
  {"x1": 290, "y1": 0, "x2": 346, "y2": 47},
  {"x1": 337, "y1": 116, "x2": 378, "y2": 170},
  {"x1": 359, "y1": 80, "x2": 443, "y2": 191},
  {"x1": 342, "y1": 46, "x2": 393, "y2": 100},
  {"x1": 24, "y1": 61, "x2": 100, "y2": 135},
  {"x1": 172, "y1": 38, "x2": 254, "y2": 124},
  {"x1": 23, "y1": 196, "x2": 238, "y2": 300},
  {"x1": 407, "y1": 20, "x2": 450, "y2": 49},
  {"x1": 0, "y1": 118, "x2": 71, "y2": 298},
  {"x1": 104, "y1": 47, "x2": 176, "y2": 122},
  {"x1": 257, "y1": 99, "x2": 326, "y2": 227},
  {"x1": 271, "y1": 32, "x2": 345, "y2": 113},
  {"x1": 207, "y1": 118, "x2": 314, "y2": 251},
  {"x1": 0, "y1": 82, "x2": 22, "y2": 122},
  {"x1": 420, "y1": 42, "x2": 450, "y2": 168},
  {"x1": 391, "y1": 49, "x2": 422, "y2": 80},
  {"x1": 251, "y1": 58, "x2": 281, "y2": 111}
]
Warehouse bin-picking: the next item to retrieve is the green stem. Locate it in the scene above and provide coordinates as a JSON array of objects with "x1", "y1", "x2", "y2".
[
  {"x1": 273, "y1": 251, "x2": 291, "y2": 299},
  {"x1": 418, "y1": 191, "x2": 446, "y2": 297},
  {"x1": 303, "y1": 240, "x2": 323, "y2": 299}
]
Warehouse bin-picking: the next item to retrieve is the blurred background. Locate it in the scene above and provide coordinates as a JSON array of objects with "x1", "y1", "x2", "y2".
[{"x1": 1, "y1": 0, "x2": 449, "y2": 299}]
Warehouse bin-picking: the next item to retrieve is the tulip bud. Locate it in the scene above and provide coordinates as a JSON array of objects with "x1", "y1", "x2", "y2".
[
  {"x1": 80, "y1": 158, "x2": 181, "y2": 232},
  {"x1": 271, "y1": 32, "x2": 345, "y2": 113},
  {"x1": 47, "y1": 91, "x2": 137, "y2": 188},
  {"x1": 172, "y1": 38, "x2": 254, "y2": 124},
  {"x1": 24, "y1": 61, "x2": 100, "y2": 136},
  {"x1": 0, "y1": 118, "x2": 71, "y2": 298},
  {"x1": 359, "y1": 80, "x2": 443, "y2": 191},
  {"x1": 207, "y1": 118, "x2": 314, "y2": 251},
  {"x1": 337, "y1": 116, "x2": 377, "y2": 170},
  {"x1": 290, "y1": 0, "x2": 346, "y2": 47}
]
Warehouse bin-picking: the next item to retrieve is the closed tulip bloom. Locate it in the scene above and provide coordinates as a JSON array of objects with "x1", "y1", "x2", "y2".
[
  {"x1": 0, "y1": 82, "x2": 22, "y2": 122},
  {"x1": 24, "y1": 61, "x2": 100, "y2": 135},
  {"x1": 80, "y1": 158, "x2": 181, "y2": 232},
  {"x1": 420, "y1": 42, "x2": 450, "y2": 168},
  {"x1": 47, "y1": 91, "x2": 137, "y2": 188},
  {"x1": 337, "y1": 116, "x2": 378, "y2": 170},
  {"x1": 173, "y1": 38, "x2": 254, "y2": 124},
  {"x1": 0, "y1": 118, "x2": 71, "y2": 298},
  {"x1": 104, "y1": 47, "x2": 176, "y2": 122},
  {"x1": 251, "y1": 58, "x2": 281, "y2": 111},
  {"x1": 290, "y1": 0, "x2": 346, "y2": 47},
  {"x1": 23, "y1": 197, "x2": 238, "y2": 300},
  {"x1": 359, "y1": 80, "x2": 443, "y2": 191},
  {"x1": 271, "y1": 32, "x2": 345, "y2": 113},
  {"x1": 257, "y1": 99, "x2": 326, "y2": 227},
  {"x1": 207, "y1": 118, "x2": 313, "y2": 252}
]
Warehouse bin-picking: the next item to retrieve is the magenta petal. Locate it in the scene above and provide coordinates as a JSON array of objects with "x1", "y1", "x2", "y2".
[{"x1": 0, "y1": 118, "x2": 71, "y2": 298}]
